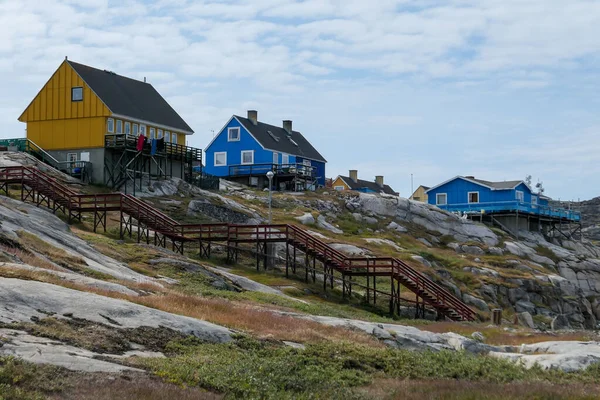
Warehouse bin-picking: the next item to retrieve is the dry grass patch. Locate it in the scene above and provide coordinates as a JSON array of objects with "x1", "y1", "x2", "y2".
[
  {"x1": 361, "y1": 378, "x2": 600, "y2": 400},
  {"x1": 420, "y1": 321, "x2": 592, "y2": 345}
]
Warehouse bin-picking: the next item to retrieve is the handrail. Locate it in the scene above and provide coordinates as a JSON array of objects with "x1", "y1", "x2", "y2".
[
  {"x1": 0, "y1": 165, "x2": 476, "y2": 321},
  {"x1": 438, "y1": 200, "x2": 580, "y2": 221}
]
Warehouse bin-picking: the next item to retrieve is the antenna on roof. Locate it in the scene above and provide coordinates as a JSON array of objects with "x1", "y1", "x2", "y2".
[{"x1": 65, "y1": 56, "x2": 68, "y2": 60}]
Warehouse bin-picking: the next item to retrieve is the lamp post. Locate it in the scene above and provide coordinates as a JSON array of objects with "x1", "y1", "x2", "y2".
[{"x1": 266, "y1": 170, "x2": 274, "y2": 223}]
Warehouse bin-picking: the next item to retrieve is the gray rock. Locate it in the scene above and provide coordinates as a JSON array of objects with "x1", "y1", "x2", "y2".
[
  {"x1": 0, "y1": 278, "x2": 232, "y2": 343},
  {"x1": 515, "y1": 301, "x2": 536, "y2": 314},
  {"x1": 372, "y1": 327, "x2": 394, "y2": 341},
  {"x1": 328, "y1": 243, "x2": 369, "y2": 256},
  {"x1": 551, "y1": 314, "x2": 571, "y2": 331},
  {"x1": 471, "y1": 331, "x2": 485, "y2": 342},
  {"x1": 488, "y1": 247, "x2": 504, "y2": 256},
  {"x1": 463, "y1": 294, "x2": 489, "y2": 311},
  {"x1": 411, "y1": 255, "x2": 431, "y2": 268},
  {"x1": 517, "y1": 311, "x2": 535, "y2": 329},
  {"x1": 417, "y1": 238, "x2": 433, "y2": 247},
  {"x1": 317, "y1": 215, "x2": 343, "y2": 234},
  {"x1": 461, "y1": 245, "x2": 485, "y2": 255},
  {"x1": 387, "y1": 221, "x2": 407, "y2": 233},
  {"x1": 295, "y1": 213, "x2": 315, "y2": 225}
]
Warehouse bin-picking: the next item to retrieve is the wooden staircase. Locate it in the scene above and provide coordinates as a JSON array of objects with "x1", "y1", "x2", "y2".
[{"x1": 0, "y1": 165, "x2": 475, "y2": 321}]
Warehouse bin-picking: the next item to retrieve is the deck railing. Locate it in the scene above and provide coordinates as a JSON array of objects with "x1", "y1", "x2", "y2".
[
  {"x1": 437, "y1": 200, "x2": 580, "y2": 222},
  {"x1": 228, "y1": 163, "x2": 316, "y2": 178},
  {"x1": 104, "y1": 133, "x2": 202, "y2": 162}
]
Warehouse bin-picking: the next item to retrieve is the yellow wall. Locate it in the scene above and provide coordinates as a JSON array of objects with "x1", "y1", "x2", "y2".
[
  {"x1": 26, "y1": 118, "x2": 106, "y2": 150},
  {"x1": 332, "y1": 177, "x2": 350, "y2": 190},
  {"x1": 411, "y1": 186, "x2": 429, "y2": 202}
]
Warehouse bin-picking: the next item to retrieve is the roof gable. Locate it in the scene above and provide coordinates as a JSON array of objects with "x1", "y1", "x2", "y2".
[
  {"x1": 425, "y1": 176, "x2": 526, "y2": 193},
  {"x1": 68, "y1": 61, "x2": 194, "y2": 134},
  {"x1": 234, "y1": 116, "x2": 326, "y2": 162},
  {"x1": 338, "y1": 176, "x2": 398, "y2": 196}
]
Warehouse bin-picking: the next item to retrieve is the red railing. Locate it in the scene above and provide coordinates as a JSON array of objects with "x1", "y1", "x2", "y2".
[{"x1": 0, "y1": 165, "x2": 476, "y2": 321}]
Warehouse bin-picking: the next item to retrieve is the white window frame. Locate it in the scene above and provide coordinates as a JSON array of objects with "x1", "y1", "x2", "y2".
[
  {"x1": 125, "y1": 121, "x2": 131, "y2": 135},
  {"x1": 140, "y1": 125, "x2": 146, "y2": 136},
  {"x1": 436, "y1": 193, "x2": 448, "y2": 205},
  {"x1": 467, "y1": 191, "x2": 479, "y2": 204},
  {"x1": 116, "y1": 120, "x2": 123, "y2": 134},
  {"x1": 67, "y1": 152, "x2": 78, "y2": 168},
  {"x1": 531, "y1": 195, "x2": 538, "y2": 209},
  {"x1": 241, "y1": 150, "x2": 254, "y2": 165},
  {"x1": 165, "y1": 131, "x2": 170, "y2": 142},
  {"x1": 172, "y1": 133, "x2": 177, "y2": 144},
  {"x1": 273, "y1": 152, "x2": 278, "y2": 164},
  {"x1": 149, "y1": 127, "x2": 155, "y2": 139},
  {"x1": 132, "y1": 124, "x2": 139, "y2": 136},
  {"x1": 71, "y1": 87, "x2": 83, "y2": 102},
  {"x1": 214, "y1": 152, "x2": 227, "y2": 166},
  {"x1": 228, "y1": 127, "x2": 240, "y2": 142},
  {"x1": 334, "y1": 186, "x2": 345, "y2": 191},
  {"x1": 107, "y1": 118, "x2": 114, "y2": 133},
  {"x1": 157, "y1": 129, "x2": 163, "y2": 139},
  {"x1": 282, "y1": 154, "x2": 289, "y2": 164},
  {"x1": 516, "y1": 190, "x2": 524, "y2": 202}
]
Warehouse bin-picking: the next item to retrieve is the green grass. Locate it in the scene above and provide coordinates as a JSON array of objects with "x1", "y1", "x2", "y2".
[
  {"x1": 134, "y1": 336, "x2": 600, "y2": 400},
  {"x1": 0, "y1": 356, "x2": 67, "y2": 399}
]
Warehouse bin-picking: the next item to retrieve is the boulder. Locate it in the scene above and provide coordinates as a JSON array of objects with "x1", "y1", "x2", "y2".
[
  {"x1": 387, "y1": 221, "x2": 407, "y2": 233},
  {"x1": 551, "y1": 314, "x2": 571, "y2": 331},
  {"x1": 410, "y1": 255, "x2": 431, "y2": 268},
  {"x1": 488, "y1": 247, "x2": 504, "y2": 256},
  {"x1": 417, "y1": 238, "x2": 433, "y2": 247},
  {"x1": 517, "y1": 311, "x2": 535, "y2": 329},
  {"x1": 461, "y1": 245, "x2": 485, "y2": 255},
  {"x1": 471, "y1": 331, "x2": 485, "y2": 342},
  {"x1": 317, "y1": 215, "x2": 343, "y2": 234},
  {"x1": 328, "y1": 243, "x2": 369, "y2": 256},
  {"x1": 515, "y1": 300, "x2": 536, "y2": 314},
  {"x1": 463, "y1": 294, "x2": 489, "y2": 311},
  {"x1": 295, "y1": 213, "x2": 315, "y2": 225}
]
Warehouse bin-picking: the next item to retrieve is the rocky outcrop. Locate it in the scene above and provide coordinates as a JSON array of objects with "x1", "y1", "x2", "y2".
[
  {"x1": 347, "y1": 194, "x2": 499, "y2": 246},
  {"x1": 188, "y1": 198, "x2": 262, "y2": 224}
]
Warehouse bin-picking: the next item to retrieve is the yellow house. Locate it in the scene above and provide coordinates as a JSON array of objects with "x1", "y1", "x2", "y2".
[
  {"x1": 410, "y1": 185, "x2": 430, "y2": 202},
  {"x1": 18, "y1": 58, "x2": 196, "y2": 185},
  {"x1": 332, "y1": 170, "x2": 399, "y2": 196}
]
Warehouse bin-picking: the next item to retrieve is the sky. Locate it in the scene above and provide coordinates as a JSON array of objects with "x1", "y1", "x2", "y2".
[{"x1": 1, "y1": 0, "x2": 599, "y2": 201}]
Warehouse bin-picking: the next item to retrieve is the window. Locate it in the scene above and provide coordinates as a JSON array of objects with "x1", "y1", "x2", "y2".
[
  {"x1": 116, "y1": 120, "x2": 123, "y2": 134},
  {"x1": 158, "y1": 129, "x2": 163, "y2": 139},
  {"x1": 132, "y1": 124, "x2": 139, "y2": 136},
  {"x1": 302, "y1": 159, "x2": 311, "y2": 166},
  {"x1": 80, "y1": 152, "x2": 90, "y2": 162},
  {"x1": 214, "y1": 152, "x2": 227, "y2": 166},
  {"x1": 165, "y1": 131, "x2": 170, "y2": 142},
  {"x1": 140, "y1": 125, "x2": 146, "y2": 136},
  {"x1": 71, "y1": 87, "x2": 83, "y2": 102},
  {"x1": 149, "y1": 127, "x2": 155, "y2": 139},
  {"x1": 468, "y1": 191, "x2": 479, "y2": 204},
  {"x1": 241, "y1": 150, "x2": 254, "y2": 165},
  {"x1": 334, "y1": 186, "x2": 345, "y2": 191},
  {"x1": 107, "y1": 118, "x2": 114, "y2": 133},
  {"x1": 125, "y1": 122, "x2": 131, "y2": 135},
  {"x1": 282, "y1": 154, "x2": 289, "y2": 164},
  {"x1": 516, "y1": 190, "x2": 524, "y2": 202},
  {"x1": 228, "y1": 127, "x2": 240, "y2": 141},
  {"x1": 436, "y1": 193, "x2": 447, "y2": 205},
  {"x1": 67, "y1": 153, "x2": 78, "y2": 169},
  {"x1": 273, "y1": 152, "x2": 278, "y2": 164},
  {"x1": 172, "y1": 133, "x2": 177, "y2": 144}
]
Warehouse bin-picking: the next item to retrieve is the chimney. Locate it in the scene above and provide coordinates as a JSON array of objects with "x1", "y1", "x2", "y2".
[
  {"x1": 283, "y1": 120, "x2": 292, "y2": 134},
  {"x1": 465, "y1": 175, "x2": 475, "y2": 179},
  {"x1": 247, "y1": 110, "x2": 258, "y2": 125},
  {"x1": 375, "y1": 176, "x2": 384, "y2": 187},
  {"x1": 349, "y1": 170, "x2": 358, "y2": 183}
]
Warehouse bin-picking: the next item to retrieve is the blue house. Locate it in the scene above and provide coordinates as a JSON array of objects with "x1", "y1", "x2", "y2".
[
  {"x1": 204, "y1": 110, "x2": 326, "y2": 191},
  {"x1": 425, "y1": 176, "x2": 580, "y2": 226}
]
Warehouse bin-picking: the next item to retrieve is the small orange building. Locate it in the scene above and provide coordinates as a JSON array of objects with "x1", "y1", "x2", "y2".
[{"x1": 332, "y1": 170, "x2": 399, "y2": 196}]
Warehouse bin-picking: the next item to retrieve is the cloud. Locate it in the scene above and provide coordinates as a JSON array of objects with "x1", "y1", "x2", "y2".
[{"x1": 1, "y1": 0, "x2": 600, "y2": 199}]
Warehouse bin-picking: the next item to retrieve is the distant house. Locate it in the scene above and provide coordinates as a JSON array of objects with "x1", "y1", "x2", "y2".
[
  {"x1": 332, "y1": 170, "x2": 399, "y2": 196},
  {"x1": 410, "y1": 185, "x2": 430, "y2": 202},
  {"x1": 425, "y1": 175, "x2": 580, "y2": 235},
  {"x1": 204, "y1": 110, "x2": 326, "y2": 191}
]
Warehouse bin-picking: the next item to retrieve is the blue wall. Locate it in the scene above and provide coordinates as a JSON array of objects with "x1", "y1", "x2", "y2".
[
  {"x1": 205, "y1": 118, "x2": 271, "y2": 177},
  {"x1": 426, "y1": 177, "x2": 533, "y2": 205},
  {"x1": 204, "y1": 117, "x2": 325, "y2": 187}
]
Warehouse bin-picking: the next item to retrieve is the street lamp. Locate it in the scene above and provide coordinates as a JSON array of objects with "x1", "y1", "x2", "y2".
[{"x1": 266, "y1": 170, "x2": 274, "y2": 223}]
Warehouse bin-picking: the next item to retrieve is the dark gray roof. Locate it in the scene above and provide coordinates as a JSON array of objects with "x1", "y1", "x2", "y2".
[
  {"x1": 470, "y1": 178, "x2": 522, "y2": 190},
  {"x1": 340, "y1": 176, "x2": 399, "y2": 196},
  {"x1": 69, "y1": 61, "x2": 193, "y2": 133},
  {"x1": 235, "y1": 116, "x2": 326, "y2": 162}
]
